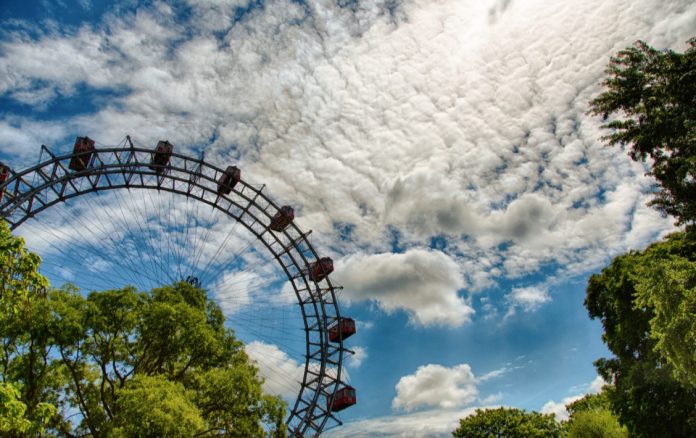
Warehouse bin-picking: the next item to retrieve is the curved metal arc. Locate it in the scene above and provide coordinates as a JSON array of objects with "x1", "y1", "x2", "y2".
[{"x1": 0, "y1": 146, "x2": 348, "y2": 436}]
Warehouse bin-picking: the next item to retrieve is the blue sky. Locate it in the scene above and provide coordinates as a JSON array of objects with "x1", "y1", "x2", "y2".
[{"x1": 1, "y1": 0, "x2": 694, "y2": 436}]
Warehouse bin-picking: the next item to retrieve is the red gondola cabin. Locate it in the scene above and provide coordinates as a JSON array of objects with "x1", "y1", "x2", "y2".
[
  {"x1": 149, "y1": 140, "x2": 173, "y2": 172},
  {"x1": 269, "y1": 206, "x2": 294, "y2": 232},
  {"x1": 0, "y1": 162, "x2": 10, "y2": 202},
  {"x1": 68, "y1": 136, "x2": 95, "y2": 171},
  {"x1": 328, "y1": 317, "x2": 356, "y2": 343},
  {"x1": 308, "y1": 257, "x2": 333, "y2": 282},
  {"x1": 217, "y1": 166, "x2": 241, "y2": 195},
  {"x1": 329, "y1": 386, "x2": 356, "y2": 412}
]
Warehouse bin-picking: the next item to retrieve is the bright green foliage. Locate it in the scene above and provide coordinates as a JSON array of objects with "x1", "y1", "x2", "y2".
[
  {"x1": 585, "y1": 232, "x2": 696, "y2": 437},
  {"x1": 0, "y1": 382, "x2": 56, "y2": 435},
  {"x1": 589, "y1": 38, "x2": 696, "y2": 226},
  {"x1": 0, "y1": 221, "x2": 61, "y2": 434},
  {"x1": 110, "y1": 375, "x2": 206, "y2": 437},
  {"x1": 49, "y1": 282, "x2": 287, "y2": 437},
  {"x1": 452, "y1": 407, "x2": 561, "y2": 438},
  {"x1": 0, "y1": 382, "x2": 31, "y2": 434},
  {"x1": 634, "y1": 232, "x2": 696, "y2": 386},
  {"x1": 564, "y1": 392, "x2": 627, "y2": 438},
  {"x1": 565, "y1": 410, "x2": 627, "y2": 438},
  {"x1": 0, "y1": 220, "x2": 48, "y2": 313},
  {"x1": 1, "y1": 222, "x2": 286, "y2": 437}
]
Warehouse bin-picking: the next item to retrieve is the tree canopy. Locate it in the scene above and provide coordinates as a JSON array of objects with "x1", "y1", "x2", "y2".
[
  {"x1": 0, "y1": 221, "x2": 56, "y2": 436},
  {"x1": 0, "y1": 221, "x2": 287, "y2": 437},
  {"x1": 585, "y1": 231, "x2": 696, "y2": 437},
  {"x1": 633, "y1": 232, "x2": 696, "y2": 386},
  {"x1": 589, "y1": 38, "x2": 696, "y2": 226},
  {"x1": 563, "y1": 392, "x2": 627, "y2": 438},
  {"x1": 452, "y1": 407, "x2": 561, "y2": 438}
]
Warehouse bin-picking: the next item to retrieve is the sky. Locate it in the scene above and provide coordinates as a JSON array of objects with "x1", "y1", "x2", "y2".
[{"x1": 0, "y1": 0, "x2": 694, "y2": 436}]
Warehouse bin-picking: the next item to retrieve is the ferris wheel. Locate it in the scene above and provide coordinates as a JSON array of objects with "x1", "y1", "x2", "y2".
[{"x1": 0, "y1": 135, "x2": 357, "y2": 436}]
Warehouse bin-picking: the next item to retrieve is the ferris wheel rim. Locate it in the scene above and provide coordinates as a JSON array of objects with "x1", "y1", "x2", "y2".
[{"x1": 0, "y1": 142, "x2": 350, "y2": 436}]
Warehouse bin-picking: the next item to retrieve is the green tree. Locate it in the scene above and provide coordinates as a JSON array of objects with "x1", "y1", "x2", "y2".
[
  {"x1": 565, "y1": 410, "x2": 627, "y2": 438},
  {"x1": 589, "y1": 38, "x2": 696, "y2": 226},
  {"x1": 452, "y1": 407, "x2": 561, "y2": 438},
  {"x1": 563, "y1": 392, "x2": 627, "y2": 438},
  {"x1": 585, "y1": 232, "x2": 696, "y2": 437},
  {"x1": 0, "y1": 221, "x2": 287, "y2": 437},
  {"x1": 0, "y1": 382, "x2": 32, "y2": 434},
  {"x1": 49, "y1": 282, "x2": 287, "y2": 437},
  {"x1": 110, "y1": 375, "x2": 206, "y2": 437},
  {"x1": 565, "y1": 392, "x2": 611, "y2": 417},
  {"x1": 634, "y1": 232, "x2": 696, "y2": 386},
  {"x1": 0, "y1": 221, "x2": 60, "y2": 435},
  {"x1": 0, "y1": 220, "x2": 48, "y2": 313}
]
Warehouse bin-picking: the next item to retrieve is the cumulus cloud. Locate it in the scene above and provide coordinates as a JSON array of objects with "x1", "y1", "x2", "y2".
[
  {"x1": 392, "y1": 363, "x2": 479, "y2": 412},
  {"x1": 1, "y1": 0, "x2": 692, "y2": 332},
  {"x1": 541, "y1": 395, "x2": 584, "y2": 422},
  {"x1": 0, "y1": 0, "x2": 688, "y2": 301},
  {"x1": 541, "y1": 376, "x2": 607, "y2": 421},
  {"x1": 244, "y1": 341, "x2": 304, "y2": 399},
  {"x1": 333, "y1": 249, "x2": 474, "y2": 327}
]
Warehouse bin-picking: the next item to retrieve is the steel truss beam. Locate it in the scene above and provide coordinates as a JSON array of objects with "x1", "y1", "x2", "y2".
[{"x1": 0, "y1": 146, "x2": 351, "y2": 436}]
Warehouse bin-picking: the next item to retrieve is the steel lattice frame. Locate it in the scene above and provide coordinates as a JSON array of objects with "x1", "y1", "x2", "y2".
[{"x1": 0, "y1": 144, "x2": 349, "y2": 437}]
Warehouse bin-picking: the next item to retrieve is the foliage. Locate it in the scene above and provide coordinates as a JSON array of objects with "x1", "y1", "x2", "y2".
[
  {"x1": 0, "y1": 222, "x2": 287, "y2": 437},
  {"x1": 564, "y1": 392, "x2": 611, "y2": 418},
  {"x1": 589, "y1": 38, "x2": 696, "y2": 226},
  {"x1": 634, "y1": 232, "x2": 696, "y2": 386},
  {"x1": 564, "y1": 392, "x2": 627, "y2": 438},
  {"x1": 0, "y1": 382, "x2": 31, "y2": 434},
  {"x1": 585, "y1": 231, "x2": 696, "y2": 437},
  {"x1": 110, "y1": 375, "x2": 206, "y2": 437},
  {"x1": 565, "y1": 410, "x2": 627, "y2": 438},
  {"x1": 452, "y1": 407, "x2": 561, "y2": 438},
  {"x1": 48, "y1": 282, "x2": 287, "y2": 437},
  {"x1": 0, "y1": 221, "x2": 60, "y2": 435},
  {"x1": 0, "y1": 220, "x2": 48, "y2": 313}
]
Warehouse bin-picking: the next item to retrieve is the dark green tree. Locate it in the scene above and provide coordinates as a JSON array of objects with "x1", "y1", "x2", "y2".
[
  {"x1": 452, "y1": 407, "x2": 561, "y2": 438},
  {"x1": 585, "y1": 232, "x2": 696, "y2": 437},
  {"x1": 589, "y1": 38, "x2": 696, "y2": 226}
]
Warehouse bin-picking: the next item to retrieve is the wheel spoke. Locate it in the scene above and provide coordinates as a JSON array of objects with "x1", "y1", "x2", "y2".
[{"x1": 1, "y1": 143, "x2": 351, "y2": 435}]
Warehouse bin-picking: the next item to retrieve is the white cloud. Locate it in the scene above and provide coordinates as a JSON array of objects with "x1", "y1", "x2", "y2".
[
  {"x1": 479, "y1": 392, "x2": 504, "y2": 404},
  {"x1": 541, "y1": 376, "x2": 607, "y2": 421},
  {"x1": 324, "y1": 407, "x2": 484, "y2": 438},
  {"x1": 541, "y1": 395, "x2": 583, "y2": 423},
  {"x1": 212, "y1": 271, "x2": 261, "y2": 315},
  {"x1": 333, "y1": 249, "x2": 474, "y2": 327},
  {"x1": 356, "y1": 320, "x2": 374, "y2": 330},
  {"x1": 347, "y1": 346, "x2": 367, "y2": 369},
  {"x1": 3, "y1": 0, "x2": 690, "y2": 302},
  {"x1": 587, "y1": 375, "x2": 607, "y2": 394},
  {"x1": 1, "y1": 0, "x2": 690, "y2": 295},
  {"x1": 505, "y1": 286, "x2": 551, "y2": 313},
  {"x1": 244, "y1": 341, "x2": 304, "y2": 399},
  {"x1": 477, "y1": 367, "x2": 509, "y2": 382},
  {"x1": 392, "y1": 363, "x2": 479, "y2": 412}
]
